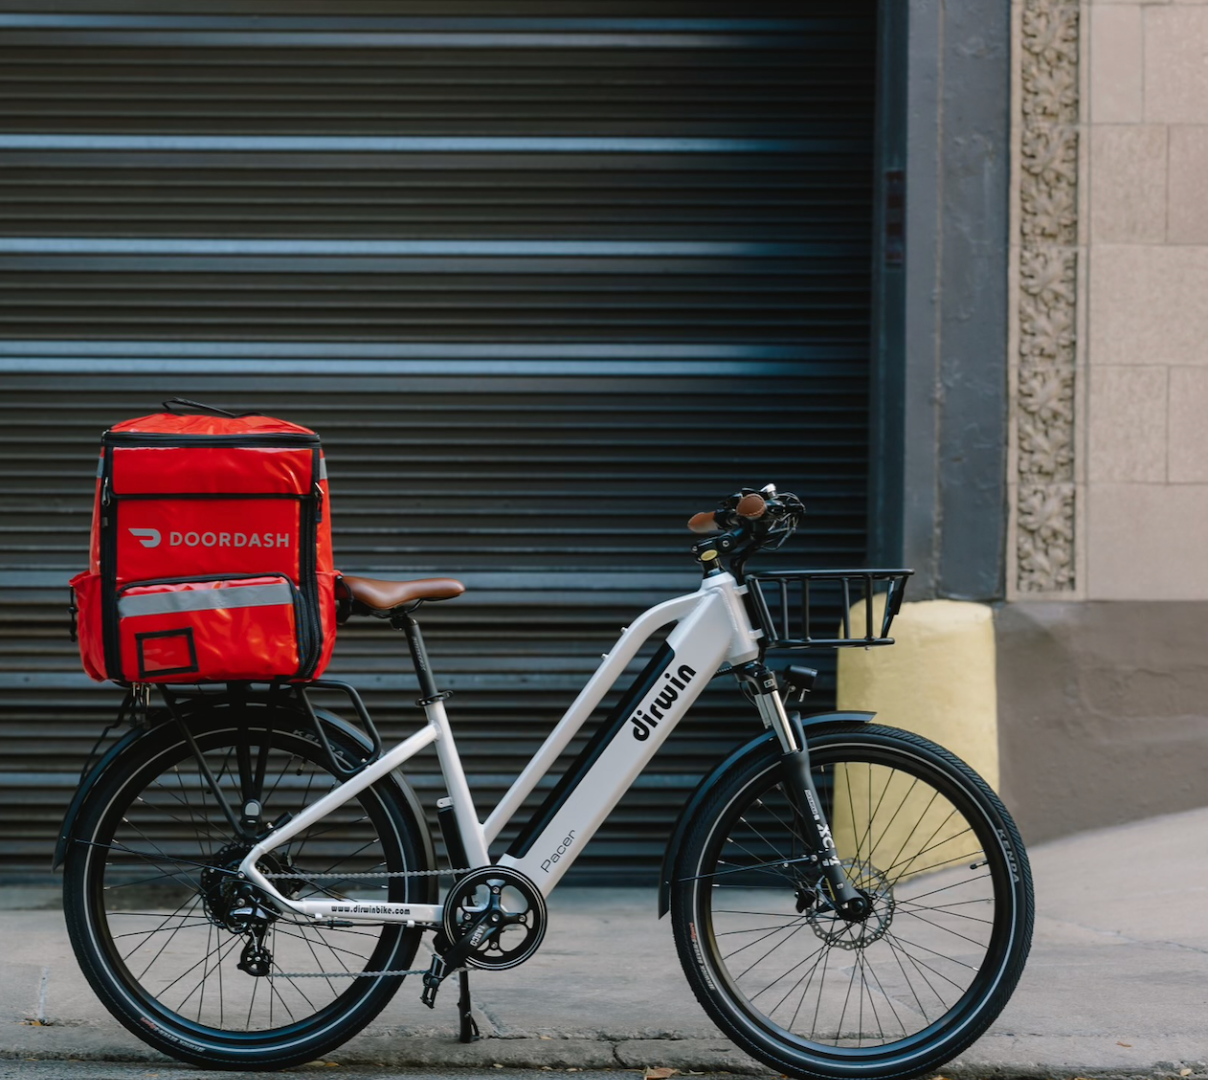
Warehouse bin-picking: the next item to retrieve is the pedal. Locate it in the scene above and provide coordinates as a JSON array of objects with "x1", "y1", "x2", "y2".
[
  {"x1": 420, "y1": 953, "x2": 448, "y2": 1009},
  {"x1": 457, "y1": 969, "x2": 479, "y2": 1043}
]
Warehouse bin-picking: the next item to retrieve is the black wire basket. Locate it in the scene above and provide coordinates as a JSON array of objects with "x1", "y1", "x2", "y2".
[{"x1": 746, "y1": 569, "x2": 914, "y2": 649}]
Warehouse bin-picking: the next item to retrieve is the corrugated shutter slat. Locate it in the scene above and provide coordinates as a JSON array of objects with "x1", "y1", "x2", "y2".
[{"x1": 0, "y1": 1, "x2": 875, "y2": 883}]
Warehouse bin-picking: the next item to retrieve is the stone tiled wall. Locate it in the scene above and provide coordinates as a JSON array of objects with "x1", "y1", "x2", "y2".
[{"x1": 1085, "y1": 0, "x2": 1208, "y2": 598}]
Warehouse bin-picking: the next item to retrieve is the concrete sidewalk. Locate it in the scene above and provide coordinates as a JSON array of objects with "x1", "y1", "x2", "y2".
[{"x1": 4, "y1": 806, "x2": 1208, "y2": 1076}]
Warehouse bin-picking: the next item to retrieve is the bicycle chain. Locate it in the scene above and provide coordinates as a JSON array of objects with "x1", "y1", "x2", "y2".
[
  {"x1": 262, "y1": 867, "x2": 470, "y2": 880},
  {"x1": 260, "y1": 868, "x2": 471, "y2": 978},
  {"x1": 262, "y1": 869, "x2": 468, "y2": 980}
]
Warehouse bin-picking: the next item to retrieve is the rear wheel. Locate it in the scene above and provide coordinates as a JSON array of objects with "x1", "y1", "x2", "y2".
[
  {"x1": 63, "y1": 709, "x2": 433, "y2": 1070},
  {"x1": 671, "y1": 724, "x2": 1033, "y2": 1080}
]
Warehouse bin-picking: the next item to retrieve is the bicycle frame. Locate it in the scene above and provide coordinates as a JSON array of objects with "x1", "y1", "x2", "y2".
[{"x1": 238, "y1": 568, "x2": 785, "y2": 926}]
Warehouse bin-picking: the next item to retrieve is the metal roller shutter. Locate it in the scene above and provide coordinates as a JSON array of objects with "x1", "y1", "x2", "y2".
[{"x1": 0, "y1": 2, "x2": 877, "y2": 882}]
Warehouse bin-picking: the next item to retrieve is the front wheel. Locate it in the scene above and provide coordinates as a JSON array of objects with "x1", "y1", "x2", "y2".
[{"x1": 671, "y1": 723, "x2": 1033, "y2": 1080}]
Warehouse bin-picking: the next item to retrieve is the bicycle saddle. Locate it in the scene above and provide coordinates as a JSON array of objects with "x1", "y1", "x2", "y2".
[{"x1": 339, "y1": 574, "x2": 465, "y2": 616}]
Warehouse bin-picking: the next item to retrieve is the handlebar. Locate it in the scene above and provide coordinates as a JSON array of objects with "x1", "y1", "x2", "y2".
[
  {"x1": 686, "y1": 485, "x2": 805, "y2": 567},
  {"x1": 688, "y1": 493, "x2": 768, "y2": 534}
]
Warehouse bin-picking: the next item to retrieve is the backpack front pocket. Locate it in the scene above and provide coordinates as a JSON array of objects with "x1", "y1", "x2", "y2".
[{"x1": 115, "y1": 574, "x2": 310, "y2": 683}]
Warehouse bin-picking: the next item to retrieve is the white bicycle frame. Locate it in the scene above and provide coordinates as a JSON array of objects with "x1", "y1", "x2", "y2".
[{"x1": 238, "y1": 568, "x2": 798, "y2": 926}]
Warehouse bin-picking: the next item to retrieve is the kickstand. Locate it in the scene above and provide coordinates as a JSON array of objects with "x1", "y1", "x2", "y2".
[{"x1": 457, "y1": 969, "x2": 479, "y2": 1043}]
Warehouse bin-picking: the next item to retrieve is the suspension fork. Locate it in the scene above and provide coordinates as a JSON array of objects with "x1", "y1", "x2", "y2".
[{"x1": 744, "y1": 663, "x2": 868, "y2": 918}]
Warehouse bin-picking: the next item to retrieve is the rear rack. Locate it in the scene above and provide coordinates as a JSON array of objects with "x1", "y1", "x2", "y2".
[{"x1": 746, "y1": 569, "x2": 913, "y2": 650}]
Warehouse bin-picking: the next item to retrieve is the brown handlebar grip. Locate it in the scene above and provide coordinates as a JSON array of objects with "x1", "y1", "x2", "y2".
[
  {"x1": 736, "y1": 493, "x2": 767, "y2": 519},
  {"x1": 687, "y1": 511, "x2": 720, "y2": 535}
]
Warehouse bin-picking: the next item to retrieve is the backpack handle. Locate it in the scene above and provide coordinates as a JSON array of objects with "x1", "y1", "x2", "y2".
[{"x1": 162, "y1": 397, "x2": 247, "y2": 418}]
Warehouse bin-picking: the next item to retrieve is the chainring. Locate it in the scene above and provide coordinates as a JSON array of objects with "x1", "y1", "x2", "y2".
[{"x1": 441, "y1": 866, "x2": 547, "y2": 971}]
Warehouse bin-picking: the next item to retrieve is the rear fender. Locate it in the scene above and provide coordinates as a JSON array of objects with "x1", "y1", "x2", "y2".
[{"x1": 656, "y1": 710, "x2": 875, "y2": 917}]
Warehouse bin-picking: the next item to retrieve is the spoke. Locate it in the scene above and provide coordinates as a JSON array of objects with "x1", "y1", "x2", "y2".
[
  {"x1": 896, "y1": 908, "x2": 990, "y2": 949},
  {"x1": 285, "y1": 769, "x2": 322, "y2": 862},
  {"x1": 111, "y1": 920, "x2": 211, "y2": 940},
  {"x1": 271, "y1": 968, "x2": 313, "y2": 1014},
  {"x1": 881, "y1": 825, "x2": 972, "y2": 877},
  {"x1": 897, "y1": 870, "x2": 991, "y2": 901},
  {"x1": 883, "y1": 789, "x2": 941, "y2": 877},
  {"x1": 134, "y1": 792, "x2": 221, "y2": 844},
  {"x1": 761, "y1": 786, "x2": 812, "y2": 850},
  {"x1": 115, "y1": 819, "x2": 203, "y2": 892},
  {"x1": 294, "y1": 923, "x2": 341, "y2": 997},
  {"x1": 685, "y1": 854, "x2": 817, "y2": 885},
  {"x1": 261, "y1": 750, "x2": 300, "y2": 809},
  {"x1": 856, "y1": 945, "x2": 865, "y2": 1047},
  {"x1": 721, "y1": 916, "x2": 807, "y2": 962},
  {"x1": 734, "y1": 920, "x2": 808, "y2": 982},
  {"x1": 885, "y1": 929, "x2": 930, "y2": 1024},
  {"x1": 808, "y1": 944, "x2": 831, "y2": 1040},
  {"x1": 759, "y1": 937, "x2": 828, "y2": 1010},
  {"x1": 716, "y1": 920, "x2": 814, "y2": 937},
  {"x1": 861, "y1": 949, "x2": 908, "y2": 1039},
  {"x1": 713, "y1": 908, "x2": 807, "y2": 918},
  {"x1": 724, "y1": 832, "x2": 798, "y2": 888},
  {"x1": 885, "y1": 932, "x2": 953, "y2": 1005},
  {"x1": 307, "y1": 836, "x2": 380, "y2": 879},
  {"x1": 786, "y1": 933, "x2": 829, "y2": 1034},
  {"x1": 858, "y1": 950, "x2": 885, "y2": 1045},
  {"x1": 245, "y1": 968, "x2": 260, "y2": 1032},
  {"x1": 284, "y1": 813, "x2": 370, "y2": 850},
  {"x1": 735, "y1": 813, "x2": 796, "y2": 867},
  {"x1": 843, "y1": 762, "x2": 862, "y2": 867},
  {"x1": 883, "y1": 931, "x2": 970, "y2": 985},
  {"x1": 854, "y1": 765, "x2": 895, "y2": 866},
  {"x1": 104, "y1": 864, "x2": 205, "y2": 892},
  {"x1": 176, "y1": 933, "x2": 242, "y2": 1016},
  {"x1": 867, "y1": 776, "x2": 919, "y2": 862},
  {"x1": 835, "y1": 927, "x2": 860, "y2": 1042},
  {"x1": 172, "y1": 764, "x2": 211, "y2": 851},
  {"x1": 712, "y1": 883, "x2": 811, "y2": 890},
  {"x1": 120, "y1": 894, "x2": 200, "y2": 962},
  {"x1": 153, "y1": 924, "x2": 238, "y2": 997},
  {"x1": 272, "y1": 926, "x2": 370, "y2": 963},
  {"x1": 894, "y1": 898, "x2": 993, "y2": 925}
]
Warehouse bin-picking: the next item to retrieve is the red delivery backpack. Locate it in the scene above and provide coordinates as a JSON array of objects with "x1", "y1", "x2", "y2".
[{"x1": 70, "y1": 400, "x2": 337, "y2": 684}]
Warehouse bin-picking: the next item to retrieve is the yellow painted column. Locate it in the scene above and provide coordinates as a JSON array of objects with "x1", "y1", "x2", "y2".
[{"x1": 829, "y1": 598, "x2": 998, "y2": 870}]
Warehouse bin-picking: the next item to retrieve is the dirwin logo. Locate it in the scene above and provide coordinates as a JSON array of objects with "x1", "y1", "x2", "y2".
[
  {"x1": 630, "y1": 664, "x2": 697, "y2": 740},
  {"x1": 129, "y1": 528, "x2": 161, "y2": 548}
]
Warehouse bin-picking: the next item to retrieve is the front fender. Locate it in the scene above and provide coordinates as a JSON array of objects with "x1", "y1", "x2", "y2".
[
  {"x1": 656, "y1": 710, "x2": 875, "y2": 917},
  {"x1": 54, "y1": 693, "x2": 436, "y2": 880}
]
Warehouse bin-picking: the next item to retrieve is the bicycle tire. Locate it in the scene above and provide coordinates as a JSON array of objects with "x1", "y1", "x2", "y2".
[
  {"x1": 670, "y1": 723, "x2": 1033, "y2": 1080},
  {"x1": 62, "y1": 709, "x2": 434, "y2": 1070}
]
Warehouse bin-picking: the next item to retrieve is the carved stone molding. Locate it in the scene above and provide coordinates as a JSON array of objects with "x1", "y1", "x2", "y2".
[{"x1": 1012, "y1": 0, "x2": 1079, "y2": 594}]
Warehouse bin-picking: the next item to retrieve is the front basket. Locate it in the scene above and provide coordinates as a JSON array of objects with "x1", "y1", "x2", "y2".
[{"x1": 746, "y1": 569, "x2": 914, "y2": 649}]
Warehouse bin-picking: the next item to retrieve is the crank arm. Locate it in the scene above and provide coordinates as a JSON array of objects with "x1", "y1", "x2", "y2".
[{"x1": 421, "y1": 909, "x2": 502, "y2": 1006}]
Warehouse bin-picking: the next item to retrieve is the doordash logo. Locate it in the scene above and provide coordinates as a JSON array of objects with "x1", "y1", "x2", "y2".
[{"x1": 128, "y1": 527, "x2": 290, "y2": 549}]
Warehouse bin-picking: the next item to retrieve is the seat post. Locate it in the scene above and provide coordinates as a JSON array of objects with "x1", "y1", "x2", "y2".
[{"x1": 395, "y1": 612, "x2": 445, "y2": 704}]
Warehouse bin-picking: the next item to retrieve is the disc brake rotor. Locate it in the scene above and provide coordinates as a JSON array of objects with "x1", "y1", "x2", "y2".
[{"x1": 807, "y1": 859, "x2": 895, "y2": 950}]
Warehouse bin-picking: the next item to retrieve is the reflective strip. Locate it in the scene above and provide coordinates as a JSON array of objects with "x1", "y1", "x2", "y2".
[
  {"x1": 96, "y1": 456, "x2": 104, "y2": 477},
  {"x1": 318, "y1": 456, "x2": 327, "y2": 480},
  {"x1": 118, "y1": 580, "x2": 293, "y2": 619}
]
